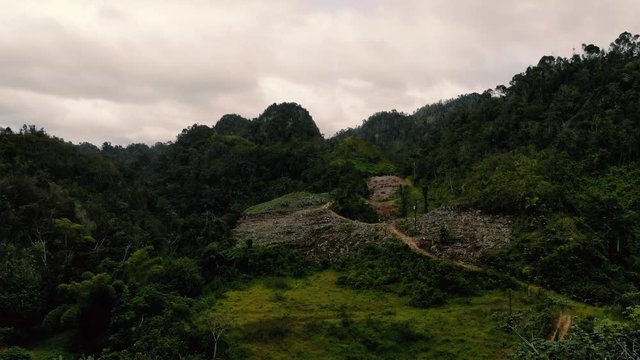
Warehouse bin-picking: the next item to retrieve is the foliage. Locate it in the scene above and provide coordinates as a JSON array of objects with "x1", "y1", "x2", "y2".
[
  {"x1": 0, "y1": 245, "x2": 41, "y2": 328},
  {"x1": 461, "y1": 151, "x2": 560, "y2": 214},
  {"x1": 254, "y1": 103, "x2": 322, "y2": 144},
  {"x1": 330, "y1": 186, "x2": 378, "y2": 223},
  {"x1": 336, "y1": 244, "x2": 514, "y2": 305},
  {"x1": 385, "y1": 32, "x2": 640, "y2": 304},
  {"x1": 243, "y1": 192, "x2": 330, "y2": 215},
  {"x1": 210, "y1": 270, "x2": 609, "y2": 359},
  {"x1": 328, "y1": 136, "x2": 396, "y2": 176},
  {"x1": 0, "y1": 347, "x2": 31, "y2": 360},
  {"x1": 224, "y1": 245, "x2": 313, "y2": 278},
  {"x1": 212, "y1": 114, "x2": 253, "y2": 138},
  {"x1": 513, "y1": 315, "x2": 640, "y2": 359}
]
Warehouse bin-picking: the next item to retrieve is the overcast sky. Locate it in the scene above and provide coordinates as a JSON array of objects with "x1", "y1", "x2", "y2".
[{"x1": 0, "y1": 0, "x2": 638, "y2": 145}]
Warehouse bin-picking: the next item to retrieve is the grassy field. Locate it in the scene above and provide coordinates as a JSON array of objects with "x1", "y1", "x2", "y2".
[
  {"x1": 206, "y1": 271, "x2": 610, "y2": 359},
  {"x1": 14, "y1": 271, "x2": 615, "y2": 360},
  {"x1": 243, "y1": 192, "x2": 330, "y2": 215},
  {"x1": 22, "y1": 332, "x2": 75, "y2": 360}
]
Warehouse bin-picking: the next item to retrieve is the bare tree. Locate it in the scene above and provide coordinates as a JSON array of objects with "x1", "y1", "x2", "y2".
[
  {"x1": 30, "y1": 224, "x2": 47, "y2": 267},
  {"x1": 201, "y1": 312, "x2": 233, "y2": 359},
  {"x1": 121, "y1": 242, "x2": 132, "y2": 262},
  {"x1": 93, "y1": 235, "x2": 108, "y2": 254},
  {"x1": 508, "y1": 323, "x2": 541, "y2": 357}
]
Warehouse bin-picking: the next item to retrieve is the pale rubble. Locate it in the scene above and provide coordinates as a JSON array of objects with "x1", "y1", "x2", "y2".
[
  {"x1": 233, "y1": 206, "x2": 396, "y2": 263},
  {"x1": 397, "y1": 205, "x2": 512, "y2": 264},
  {"x1": 367, "y1": 176, "x2": 405, "y2": 201},
  {"x1": 234, "y1": 192, "x2": 512, "y2": 266}
]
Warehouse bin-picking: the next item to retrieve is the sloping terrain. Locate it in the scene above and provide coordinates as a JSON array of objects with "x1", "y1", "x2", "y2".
[
  {"x1": 208, "y1": 271, "x2": 609, "y2": 360},
  {"x1": 243, "y1": 192, "x2": 330, "y2": 215},
  {"x1": 367, "y1": 176, "x2": 405, "y2": 201},
  {"x1": 397, "y1": 206, "x2": 512, "y2": 264},
  {"x1": 236, "y1": 193, "x2": 511, "y2": 266},
  {"x1": 233, "y1": 194, "x2": 396, "y2": 262},
  {"x1": 213, "y1": 272, "x2": 517, "y2": 359}
]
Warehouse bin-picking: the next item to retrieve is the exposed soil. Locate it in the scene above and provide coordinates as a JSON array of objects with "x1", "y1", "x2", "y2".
[
  {"x1": 368, "y1": 199, "x2": 397, "y2": 221},
  {"x1": 387, "y1": 223, "x2": 435, "y2": 259},
  {"x1": 397, "y1": 206, "x2": 512, "y2": 265},
  {"x1": 388, "y1": 223, "x2": 483, "y2": 272},
  {"x1": 367, "y1": 176, "x2": 405, "y2": 201},
  {"x1": 236, "y1": 196, "x2": 509, "y2": 271},
  {"x1": 233, "y1": 204, "x2": 396, "y2": 263},
  {"x1": 236, "y1": 193, "x2": 571, "y2": 351},
  {"x1": 548, "y1": 313, "x2": 573, "y2": 341}
]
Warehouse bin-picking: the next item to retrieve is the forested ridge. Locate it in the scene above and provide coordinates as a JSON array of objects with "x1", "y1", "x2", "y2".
[
  {"x1": 1, "y1": 33, "x2": 640, "y2": 359},
  {"x1": 342, "y1": 32, "x2": 640, "y2": 304}
]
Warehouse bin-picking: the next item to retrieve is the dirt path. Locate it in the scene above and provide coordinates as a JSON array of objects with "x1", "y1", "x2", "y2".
[
  {"x1": 388, "y1": 224, "x2": 436, "y2": 259},
  {"x1": 549, "y1": 312, "x2": 573, "y2": 341},
  {"x1": 388, "y1": 221, "x2": 575, "y2": 342},
  {"x1": 387, "y1": 224, "x2": 484, "y2": 272},
  {"x1": 324, "y1": 203, "x2": 575, "y2": 343}
]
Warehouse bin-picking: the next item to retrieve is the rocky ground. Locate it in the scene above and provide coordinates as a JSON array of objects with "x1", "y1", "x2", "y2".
[
  {"x1": 233, "y1": 204, "x2": 396, "y2": 263},
  {"x1": 396, "y1": 206, "x2": 512, "y2": 264},
  {"x1": 235, "y1": 191, "x2": 512, "y2": 266},
  {"x1": 367, "y1": 175, "x2": 405, "y2": 201}
]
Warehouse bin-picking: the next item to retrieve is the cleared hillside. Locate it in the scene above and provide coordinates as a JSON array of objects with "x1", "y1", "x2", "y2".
[{"x1": 233, "y1": 193, "x2": 396, "y2": 262}]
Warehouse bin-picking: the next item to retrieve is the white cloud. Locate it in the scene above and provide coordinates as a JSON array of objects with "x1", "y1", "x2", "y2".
[{"x1": 0, "y1": 0, "x2": 638, "y2": 144}]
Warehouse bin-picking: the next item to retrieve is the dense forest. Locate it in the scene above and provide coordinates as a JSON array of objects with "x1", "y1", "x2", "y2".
[{"x1": 1, "y1": 32, "x2": 640, "y2": 359}]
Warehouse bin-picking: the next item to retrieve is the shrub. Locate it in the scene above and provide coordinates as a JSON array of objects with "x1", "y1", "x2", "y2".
[
  {"x1": 617, "y1": 292, "x2": 640, "y2": 307},
  {"x1": 409, "y1": 286, "x2": 447, "y2": 308},
  {"x1": 264, "y1": 277, "x2": 291, "y2": 290},
  {"x1": 0, "y1": 347, "x2": 31, "y2": 360},
  {"x1": 389, "y1": 321, "x2": 427, "y2": 343},
  {"x1": 162, "y1": 257, "x2": 204, "y2": 297},
  {"x1": 243, "y1": 317, "x2": 291, "y2": 341},
  {"x1": 330, "y1": 186, "x2": 378, "y2": 223},
  {"x1": 438, "y1": 225, "x2": 451, "y2": 244}
]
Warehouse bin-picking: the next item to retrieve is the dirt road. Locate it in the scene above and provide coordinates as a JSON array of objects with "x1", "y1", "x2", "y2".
[{"x1": 387, "y1": 223, "x2": 484, "y2": 272}]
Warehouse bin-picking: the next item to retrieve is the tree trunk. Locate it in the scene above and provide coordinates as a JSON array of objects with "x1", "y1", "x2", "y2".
[{"x1": 42, "y1": 239, "x2": 47, "y2": 267}]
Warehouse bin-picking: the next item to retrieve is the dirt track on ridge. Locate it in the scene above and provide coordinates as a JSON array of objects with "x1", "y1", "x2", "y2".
[
  {"x1": 386, "y1": 223, "x2": 483, "y2": 272},
  {"x1": 387, "y1": 224, "x2": 435, "y2": 259}
]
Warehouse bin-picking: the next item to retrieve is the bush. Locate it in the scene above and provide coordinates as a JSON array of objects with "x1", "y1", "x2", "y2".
[
  {"x1": 243, "y1": 317, "x2": 291, "y2": 341},
  {"x1": 337, "y1": 244, "x2": 511, "y2": 304},
  {"x1": 409, "y1": 286, "x2": 447, "y2": 308},
  {"x1": 462, "y1": 152, "x2": 559, "y2": 215},
  {"x1": 438, "y1": 225, "x2": 452, "y2": 244},
  {"x1": 0, "y1": 347, "x2": 31, "y2": 360},
  {"x1": 389, "y1": 321, "x2": 427, "y2": 343},
  {"x1": 228, "y1": 245, "x2": 312, "y2": 277},
  {"x1": 264, "y1": 277, "x2": 291, "y2": 290},
  {"x1": 618, "y1": 292, "x2": 640, "y2": 307},
  {"x1": 330, "y1": 186, "x2": 378, "y2": 223},
  {"x1": 324, "y1": 316, "x2": 429, "y2": 356},
  {"x1": 162, "y1": 257, "x2": 204, "y2": 297}
]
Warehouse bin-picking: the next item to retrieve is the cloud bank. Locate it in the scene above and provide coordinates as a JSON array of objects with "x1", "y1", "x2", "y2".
[{"x1": 0, "y1": 0, "x2": 638, "y2": 144}]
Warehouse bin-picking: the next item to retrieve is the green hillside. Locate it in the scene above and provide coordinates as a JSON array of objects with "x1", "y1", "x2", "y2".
[{"x1": 2, "y1": 32, "x2": 640, "y2": 359}]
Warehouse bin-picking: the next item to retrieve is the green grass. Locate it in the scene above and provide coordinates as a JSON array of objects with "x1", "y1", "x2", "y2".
[
  {"x1": 206, "y1": 271, "x2": 610, "y2": 359},
  {"x1": 19, "y1": 272, "x2": 616, "y2": 360},
  {"x1": 244, "y1": 192, "x2": 330, "y2": 215},
  {"x1": 330, "y1": 136, "x2": 397, "y2": 176},
  {"x1": 27, "y1": 332, "x2": 74, "y2": 360}
]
